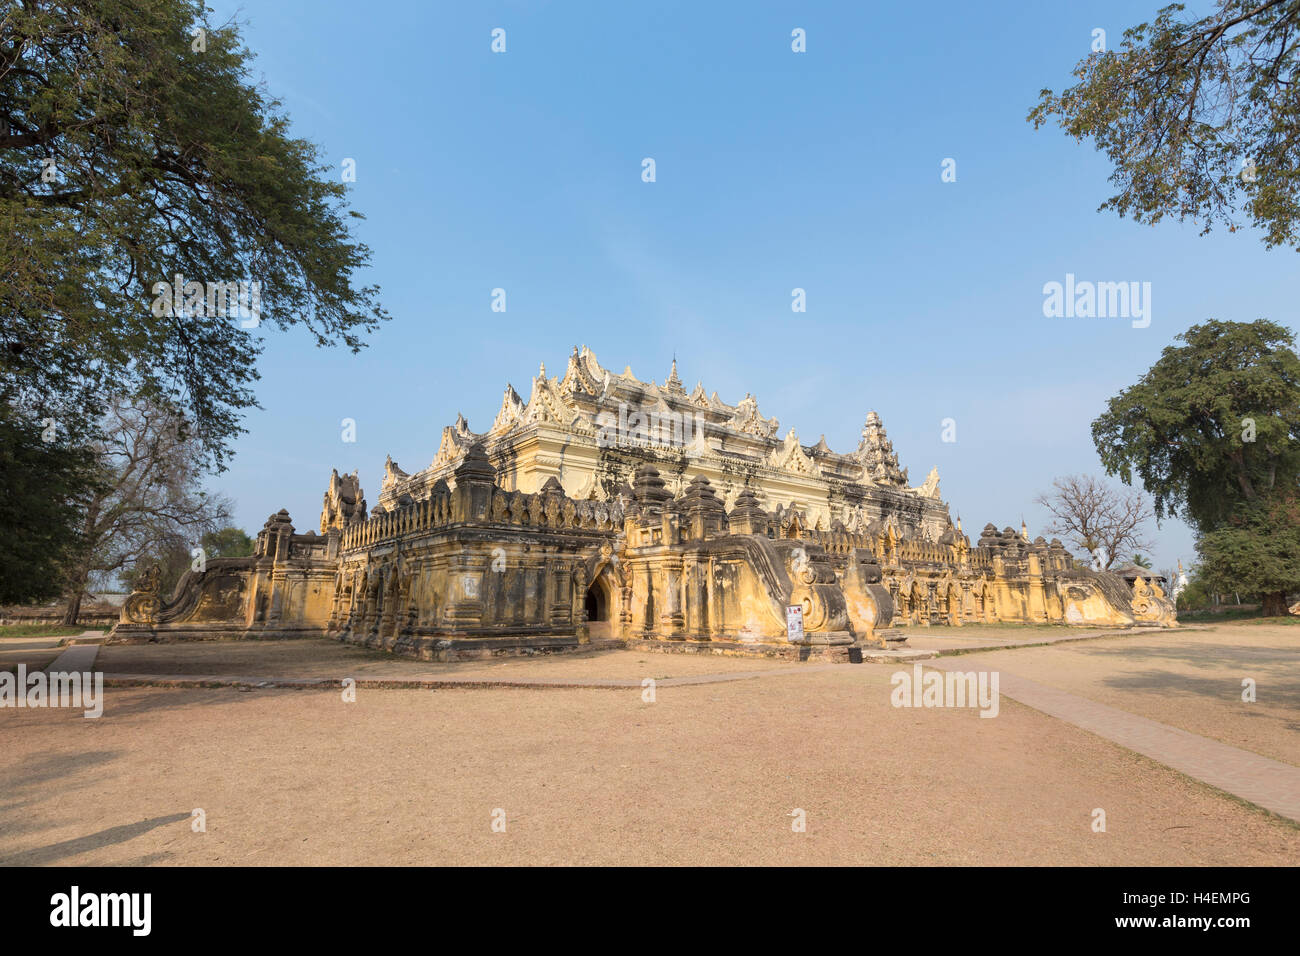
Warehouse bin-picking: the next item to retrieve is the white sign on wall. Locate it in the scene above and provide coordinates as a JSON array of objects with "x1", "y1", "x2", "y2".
[{"x1": 786, "y1": 604, "x2": 804, "y2": 642}]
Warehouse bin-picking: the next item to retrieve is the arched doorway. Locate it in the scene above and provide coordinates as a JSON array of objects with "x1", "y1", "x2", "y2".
[
  {"x1": 585, "y1": 579, "x2": 611, "y2": 639},
  {"x1": 980, "y1": 582, "x2": 996, "y2": 623}
]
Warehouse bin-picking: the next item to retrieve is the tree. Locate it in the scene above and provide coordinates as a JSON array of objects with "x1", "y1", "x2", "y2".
[
  {"x1": 1033, "y1": 474, "x2": 1155, "y2": 569},
  {"x1": 1196, "y1": 493, "x2": 1300, "y2": 615},
  {"x1": 1028, "y1": 0, "x2": 1300, "y2": 250},
  {"x1": 1093, "y1": 320, "x2": 1300, "y2": 526},
  {"x1": 1093, "y1": 319, "x2": 1300, "y2": 615},
  {"x1": 124, "y1": 525, "x2": 254, "y2": 599},
  {"x1": 0, "y1": 402, "x2": 94, "y2": 604},
  {"x1": 60, "y1": 400, "x2": 230, "y2": 624},
  {"x1": 200, "y1": 527, "x2": 254, "y2": 560},
  {"x1": 1, "y1": 0, "x2": 387, "y2": 469},
  {"x1": 1176, "y1": 564, "x2": 1213, "y2": 611},
  {"x1": 1131, "y1": 553, "x2": 1154, "y2": 569}
]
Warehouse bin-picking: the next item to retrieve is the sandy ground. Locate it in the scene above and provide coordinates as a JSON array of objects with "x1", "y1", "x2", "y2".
[
  {"x1": 2, "y1": 655, "x2": 1297, "y2": 865},
  {"x1": 940, "y1": 624, "x2": 1300, "y2": 767},
  {"x1": 94, "y1": 640, "x2": 805, "y2": 681}
]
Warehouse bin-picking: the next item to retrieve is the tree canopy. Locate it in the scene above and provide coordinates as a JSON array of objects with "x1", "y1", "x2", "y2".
[
  {"x1": 1, "y1": 0, "x2": 387, "y2": 467},
  {"x1": 1029, "y1": 0, "x2": 1300, "y2": 250},
  {"x1": 0, "y1": 402, "x2": 94, "y2": 604},
  {"x1": 1196, "y1": 492, "x2": 1300, "y2": 613},
  {"x1": 1092, "y1": 319, "x2": 1300, "y2": 530},
  {"x1": 1093, "y1": 319, "x2": 1300, "y2": 614}
]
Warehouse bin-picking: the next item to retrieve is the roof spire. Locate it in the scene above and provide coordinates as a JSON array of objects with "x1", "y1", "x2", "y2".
[{"x1": 665, "y1": 354, "x2": 683, "y2": 390}]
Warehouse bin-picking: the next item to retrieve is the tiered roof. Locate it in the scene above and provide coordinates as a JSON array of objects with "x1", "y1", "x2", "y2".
[{"x1": 380, "y1": 346, "x2": 933, "y2": 502}]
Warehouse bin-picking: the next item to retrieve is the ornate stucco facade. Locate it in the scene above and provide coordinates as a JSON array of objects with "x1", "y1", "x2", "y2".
[{"x1": 110, "y1": 348, "x2": 1177, "y2": 659}]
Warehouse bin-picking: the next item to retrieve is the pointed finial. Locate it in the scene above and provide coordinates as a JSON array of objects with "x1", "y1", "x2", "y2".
[
  {"x1": 666, "y1": 355, "x2": 682, "y2": 389},
  {"x1": 539, "y1": 361, "x2": 546, "y2": 378}
]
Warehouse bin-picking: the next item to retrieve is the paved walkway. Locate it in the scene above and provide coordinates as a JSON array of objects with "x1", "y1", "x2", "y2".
[
  {"x1": 43, "y1": 633, "x2": 104, "y2": 673},
  {"x1": 928, "y1": 657, "x2": 1300, "y2": 824}
]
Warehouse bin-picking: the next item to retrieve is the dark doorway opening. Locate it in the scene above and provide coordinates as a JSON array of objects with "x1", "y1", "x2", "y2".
[
  {"x1": 585, "y1": 583, "x2": 608, "y2": 622},
  {"x1": 585, "y1": 580, "x2": 613, "y2": 639}
]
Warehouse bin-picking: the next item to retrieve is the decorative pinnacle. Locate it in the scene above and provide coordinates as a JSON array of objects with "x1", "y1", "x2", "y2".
[{"x1": 666, "y1": 356, "x2": 682, "y2": 389}]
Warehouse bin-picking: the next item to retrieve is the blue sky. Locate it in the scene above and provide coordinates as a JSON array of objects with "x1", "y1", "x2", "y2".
[{"x1": 203, "y1": 0, "x2": 1299, "y2": 577}]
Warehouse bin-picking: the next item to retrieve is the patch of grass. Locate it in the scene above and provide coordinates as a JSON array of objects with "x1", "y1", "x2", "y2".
[
  {"x1": 1178, "y1": 609, "x2": 1300, "y2": 625},
  {"x1": 0, "y1": 623, "x2": 106, "y2": 639}
]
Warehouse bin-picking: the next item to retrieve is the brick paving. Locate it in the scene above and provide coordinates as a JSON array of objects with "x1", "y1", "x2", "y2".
[
  {"x1": 44, "y1": 639, "x2": 102, "y2": 674},
  {"x1": 928, "y1": 657, "x2": 1300, "y2": 824}
]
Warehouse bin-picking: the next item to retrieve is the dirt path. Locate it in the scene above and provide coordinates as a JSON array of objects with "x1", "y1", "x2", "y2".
[{"x1": 2, "y1": 663, "x2": 1295, "y2": 866}]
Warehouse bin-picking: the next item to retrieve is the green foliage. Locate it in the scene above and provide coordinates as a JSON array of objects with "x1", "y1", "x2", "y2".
[
  {"x1": 120, "y1": 541, "x2": 190, "y2": 599},
  {"x1": 1130, "y1": 553, "x2": 1154, "y2": 568},
  {"x1": 123, "y1": 525, "x2": 254, "y2": 597},
  {"x1": 0, "y1": 624, "x2": 104, "y2": 638},
  {"x1": 202, "y1": 526, "x2": 254, "y2": 559},
  {"x1": 1095, "y1": 319, "x2": 1300, "y2": 614},
  {"x1": 1092, "y1": 319, "x2": 1300, "y2": 532},
  {"x1": 0, "y1": 403, "x2": 97, "y2": 604},
  {"x1": 1029, "y1": 0, "x2": 1300, "y2": 249},
  {"x1": 0, "y1": 0, "x2": 387, "y2": 467},
  {"x1": 1196, "y1": 494, "x2": 1300, "y2": 613},
  {"x1": 1176, "y1": 573, "x2": 1212, "y2": 611}
]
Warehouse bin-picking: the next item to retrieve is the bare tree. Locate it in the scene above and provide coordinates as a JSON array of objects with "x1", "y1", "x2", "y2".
[
  {"x1": 60, "y1": 401, "x2": 231, "y2": 624},
  {"x1": 1033, "y1": 474, "x2": 1155, "y2": 570}
]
